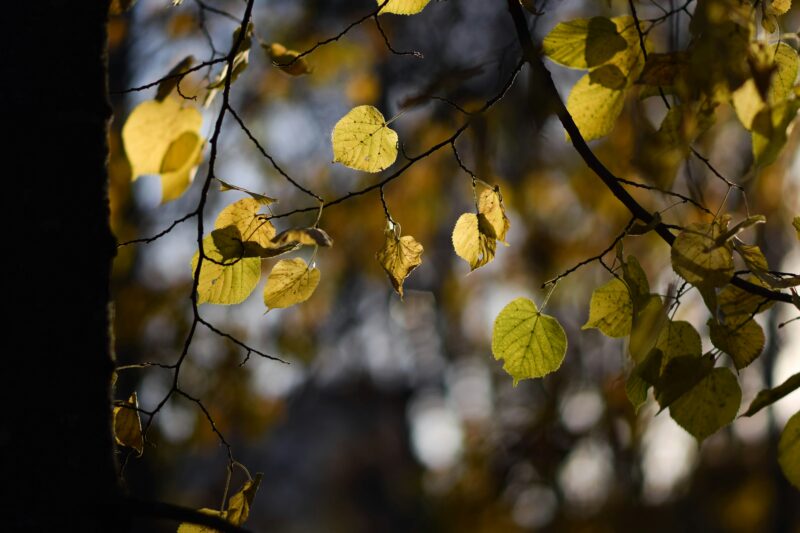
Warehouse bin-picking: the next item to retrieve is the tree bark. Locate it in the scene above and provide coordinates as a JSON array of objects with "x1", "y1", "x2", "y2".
[{"x1": 4, "y1": 2, "x2": 124, "y2": 530}]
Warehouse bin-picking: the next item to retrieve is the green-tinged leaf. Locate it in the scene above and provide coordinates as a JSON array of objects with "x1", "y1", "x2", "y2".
[
  {"x1": 492, "y1": 298, "x2": 567, "y2": 384},
  {"x1": 629, "y1": 295, "x2": 669, "y2": 363},
  {"x1": 718, "y1": 277, "x2": 775, "y2": 325},
  {"x1": 779, "y1": 411, "x2": 800, "y2": 488},
  {"x1": 113, "y1": 393, "x2": 143, "y2": 455},
  {"x1": 656, "y1": 320, "x2": 702, "y2": 370},
  {"x1": 155, "y1": 55, "x2": 195, "y2": 101},
  {"x1": 752, "y1": 98, "x2": 800, "y2": 167},
  {"x1": 376, "y1": 223, "x2": 423, "y2": 298},
  {"x1": 626, "y1": 349, "x2": 664, "y2": 411},
  {"x1": 477, "y1": 183, "x2": 510, "y2": 244},
  {"x1": 733, "y1": 42, "x2": 797, "y2": 128},
  {"x1": 542, "y1": 16, "x2": 630, "y2": 70},
  {"x1": 452, "y1": 213, "x2": 496, "y2": 271},
  {"x1": 176, "y1": 508, "x2": 226, "y2": 533},
  {"x1": 331, "y1": 105, "x2": 398, "y2": 172},
  {"x1": 226, "y1": 474, "x2": 262, "y2": 526},
  {"x1": 121, "y1": 98, "x2": 204, "y2": 203},
  {"x1": 566, "y1": 68, "x2": 628, "y2": 141},
  {"x1": 671, "y1": 221, "x2": 734, "y2": 287},
  {"x1": 742, "y1": 373, "x2": 800, "y2": 417},
  {"x1": 582, "y1": 277, "x2": 633, "y2": 338},
  {"x1": 217, "y1": 179, "x2": 277, "y2": 205},
  {"x1": 714, "y1": 215, "x2": 766, "y2": 245},
  {"x1": 263, "y1": 43, "x2": 311, "y2": 76},
  {"x1": 272, "y1": 227, "x2": 333, "y2": 248},
  {"x1": 709, "y1": 318, "x2": 765, "y2": 370},
  {"x1": 626, "y1": 374, "x2": 650, "y2": 412},
  {"x1": 656, "y1": 355, "x2": 714, "y2": 410},
  {"x1": 794, "y1": 217, "x2": 800, "y2": 240},
  {"x1": 263, "y1": 258, "x2": 320, "y2": 310},
  {"x1": 378, "y1": 0, "x2": 431, "y2": 15},
  {"x1": 669, "y1": 367, "x2": 742, "y2": 442},
  {"x1": 620, "y1": 255, "x2": 650, "y2": 307},
  {"x1": 192, "y1": 235, "x2": 261, "y2": 305}
]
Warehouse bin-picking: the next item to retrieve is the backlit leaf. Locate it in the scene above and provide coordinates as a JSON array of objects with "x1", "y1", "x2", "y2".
[
  {"x1": 113, "y1": 393, "x2": 143, "y2": 455},
  {"x1": 121, "y1": 98, "x2": 204, "y2": 202},
  {"x1": 794, "y1": 216, "x2": 800, "y2": 240},
  {"x1": 752, "y1": 98, "x2": 800, "y2": 167},
  {"x1": 669, "y1": 367, "x2": 741, "y2": 442},
  {"x1": 155, "y1": 55, "x2": 195, "y2": 101},
  {"x1": 492, "y1": 298, "x2": 567, "y2": 384},
  {"x1": 779, "y1": 411, "x2": 800, "y2": 488},
  {"x1": 742, "y1": 372, "x2": 800, "y2": 417},
  {"x1": 263, "y1": 258, "x2": 320, "y2": 310},
  {"x1": 671, "y1": 221, "x2": 734, "y2": 287},
  {"x1": 582, "y1": 277, "x2": 633, "y2": 338},
  {"x1": 218, "y1": 179, "x2": 277, "y2": 205},
  {"x1": 718, "y1": 276, "x2": 775, "y2": 325},
  {"x1": 378, "y1": 0, "x2": 431, "y2": 15},
  {"x1": 542, "y1": 16, "x2": 630, "y2": 70},
  {"x1": 263, "y1": 43, "x2": 311, "y2": 76},
  {"x1": 452, "y1": 213, "x2": 496, "y2": 271},
  {"x1": 476, "y1": 183, "x2": 510, "y2": 244},
  {"x1": 376, "y1": 223, "x2": 423, "y2": 298},
  {"x1": 192, "y1": 235, "x2": 261, "y2": 305},
  {"x1": 629, "y1": 295, "x2": 669, "y2": 363},
  {"x1": 655, "y1": 320, "x2": 702, "y2": 370},
  {"x1": 176, "y1": 508, "x2": 226, "y2": 533},
  {"x1": 226, "y1": 474, "x2": 262, "y2": 526},
  {"x1": 272, "y1": 227, "x2": 333, "y2": 248},
  {"x1": 709, "y1": 318, "x2": 765, "y2": 370},
  {"x1": 331, "y1": 105, "x2": 399, "y2": 172},
  {"x1": 566, "y1": 69, "x2": 628, "y2": 141},
  {"x1": 214, "y1": 198, "x2": 276, "y2": 258}
]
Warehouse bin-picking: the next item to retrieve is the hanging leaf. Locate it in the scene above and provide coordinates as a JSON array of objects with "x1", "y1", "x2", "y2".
[
  {"x1": 752, "y1": 99, "x2": 800, "y2": 167},
  {"x1": 732, "y1": 43, "x2": 798, "y2": 129},
  {"x1": 742, "y1": 373, "x2": 800, "y2": 417},
  {"x1": 779, "y1": 411, "x2": 800, "y2": 488},
  {"x1": 566, "y1": 69, "x2": 629, "y2": 141},
  {"x1": 669, "y1": 367, "x2": 742, "y2": 442},
  {"x1": 378, "y1": 0, "x2": 431, "y2": 16},
  {"x1": 155, "y1": 55, "x2": 195, "y2": 101},
  {"x1": 272, "y1": 227, "x2": 334, "y2": 248},
  {"x1": 263, "y1": 258, "x2": 320, "y2": 310},
  {"x1": 626, "y1": 348, "x2": 664, "y2": 412},
  {"x1": 331, "y1": 105, "x2": 399, "y2": 172},
  {"x1": 542, "y1": 16, "x2": 630, "y2": 70},
  {"x1": 214, "y1": 198, "x2": 276, "y2": 259},
  {"x1": 582, "y1": 277, "x2": 634, "y2": 338},
  {"x1": 192, "y1": 235, "x2": 261, "y2": 305},
  {"x1": 121, "y1": 98, "x2": 204, "y2": 202},
  {"x1": 376, "y1": 223, "x2": 423, "y2": 298},
  {"x1": 452, "y1": 213, "x2": 496, "y2": 271},
  {"x1": 492, "y1": 298, "x2": 567, "y2": 384},
  {"x1": 671, "y1": 221, "x2": 734, "y2": 288},
  {"x1": 226, "y1": 474, "x2": 263, "y2": 526},
  {"x1": 217, "y1": 179, "x2": 277, "y2": 205},
  {"x1": 263, "y1": 43, "x2": 311, "y2": 76},
  {"x1": 655, "y1": 320, "x2": 702, "y2": 370},
  {"x1": 113, "y1": 393, "x2": 143, "y2": 455},
  {"x1": 709, "y1": 318, "x2": 765, "y2": 370},
  {"x1": 476, "y1": 183, "x2": 510, "y2": 244}
]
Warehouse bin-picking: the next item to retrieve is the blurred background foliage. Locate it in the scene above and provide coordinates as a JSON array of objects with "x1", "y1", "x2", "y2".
[{"x1": 108, "y1": 0, "x2": 799, "y2": 531}]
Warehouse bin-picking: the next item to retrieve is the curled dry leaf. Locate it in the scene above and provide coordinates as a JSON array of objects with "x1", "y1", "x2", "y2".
[{"x1": 376, "y1": 223, "x2": 423, "y2": 298}]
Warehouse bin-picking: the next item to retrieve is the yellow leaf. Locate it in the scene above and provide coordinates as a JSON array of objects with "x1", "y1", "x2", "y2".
[
  {"x1": 217, "y1": 179, "x2": 277, "y2": 205},
  {"x1": 566, "y1": 68, "x2": 628, "y2": 141},
  {"x1": 477, "y1": 183, "x2": 510, "y2": 244},
  {"x1": 794, "y1": 216, "x2": 800, "y2": 240},
  {"x1": 732, "y1": 43, "x2": 799, "y2": 130},
  {"x1": 542, "y1": 16, "x2": 631, "y2": 70},
  {"x1": 214, "y1": 198, "x2": 276, "y2": 256},
  {"x1": 263, "y1": 43, "x2": 311, "y2": 76},
  {"x1": 331, "y1": 105, "x2": 398, "y2": 172},
  {"x1": 492, "y1": 298, "x2": 568, "y2": 384},
  {"x1": 582, "y1": 277, "x2": 634, "y2": 338},
  {"x1": 113, "y1": 393, "x2": 143, "y2": 455},
  {"x1": 452, "y1": 213, "x2": 496, "y2": 271},
  {"x1": 263, "y1": 258, "x2": 320, "y2": 310},
  {"x1": 671, "y1": 221, "x2": 734, "y2": 288},
  {"x1": 272, "y1": 227, "x2": 334, "y2": 248},
  {"x1": 121, "y1": 98, "x2": 204, "y2": 203},
  {"x1": 718, "y1": 276, "x2": 775, "y2": 325},
  {"x1": 176, "y1": 508, "x2": 226, "y2": 533},
  {"x1": 155, "y1": 55, "x2": 195, "y2": 101},
  {"x1": 669, "y1": 367, "x2": 741, "y2": 443},
  {"x1": 192, "y1": 235, "x2": 261, "y2": 305},
  {"x1": 629, "y1": 295, "x2": 669, "y2": 363},
  {"x1": 709, "y1": 318, "x2": 765, "y2": 370},
  {"x1": 779, "y1": 411, "x2": 800, "y2": 489},
  {"x1": 376, "y1": 224, "x2": 423, "y2": 298},
  {"x1": 767, "y1": 0, "x2": 792, "y2": 16},
  {"x1": 226, "y1": 474, "x2": 262, "y2": 526},
  {"x1": 752, "y1": 98, "x2": 800, "y2": 167},
  {"x1": 378, "y1": 0, "x2": 431, "y2": 15}
]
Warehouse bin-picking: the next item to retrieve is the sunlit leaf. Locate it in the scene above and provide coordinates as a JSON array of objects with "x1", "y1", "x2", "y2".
[
  {"x1": 331, "y1": 105, "x2": 399, "y2": 172},
  {"x1": 217, "y1": 179, "x2": 277, "y2": 205},
  {"x1": 542, "y1": 16, "x2": 630, "y2": 70},
  {"x1": 779, "y1": 411, "x2": 800, "y2": 488},
  {"x1": 709, "y1": 318, "x2": 765, "y2": 370},
  {"x1": 378, "y1": 0, "x2": 431, "y2": 16},
  {"x1": 629, "y1": 295, "x2": 669, "y2": 363},
  {"x1": 742, "y1": 373, "x2": 800, "y2": 417},
  {"x1": 669, "y1": 367, "x2": 741, "y2": 442},
  {"x1": 263, "y1": 258, "x2": 320, "y2": 310},
  {"x1": 752, "y1": 98, "x2": 800, "y2": 167},
  {"x1": 155, "y1": 55, "x2": 195, "y2": 101},
  {"x1": 214, "y1": 198, "x2": 276, "y2": 258},
  {"x1": 226, "y1": 474, "x2": 262, "y2": 526},
  {"x1": 121, "y1": 98, "x2": 204, "y2": 203},
  {"x1": 272, "y1": 227, "x2": 333, "y2": 248},
  {"x1": 656, "y1": 320, "x2": 702, "y2": 370},
  {"x1": 671, "y1": 221, "x2": 734, "y2": 288},
  {"x1": 476, "y1": 183, "x2": 510, "y2": 244},
  {"x1": 176, "y1": 508, "x2": 226, "y2": 533},
  {"x1": 112, "y1": 393, "x2": 143, "y2": 455},
  {"x1": 566, "y1": 69, "x2": 628, "y2": 141},
  {"x1": 733, "y1": 43, "x2": 798, "y2": 129},
  {"x1": 192, "y1": 235, "x2": 261, "y2": 305},
  {"x1": 492, "y1": 298, "x2": 567, "y2": 384},
  {"x1": 376, "y1": 223, "x2": 423, "y2": 298},
  {"x1": 263, "y1": 43, "x2": 311, "y2": 76},
  {"x1": 582, "y1": 277, "x2": 634, "y2": 338},
  {"x1": 452, "y1": 213, "x2": 496, "y2": 271},
  {"x1": 626, "y1": 348, "x2": 664, "y2": 411}
]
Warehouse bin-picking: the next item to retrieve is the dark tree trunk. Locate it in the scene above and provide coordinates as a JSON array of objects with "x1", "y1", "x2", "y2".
[{"x1": 4, "y1": 2, "x2": 124, "y2": 530}]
